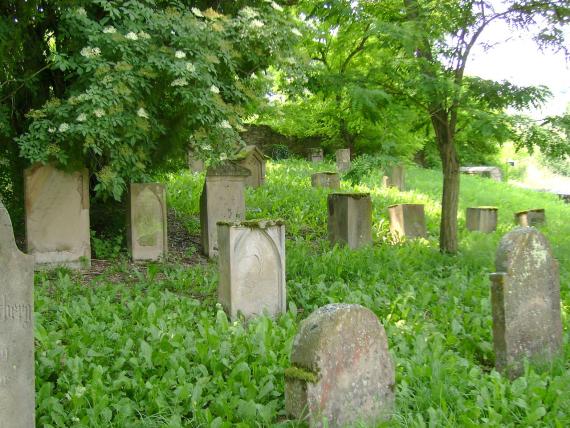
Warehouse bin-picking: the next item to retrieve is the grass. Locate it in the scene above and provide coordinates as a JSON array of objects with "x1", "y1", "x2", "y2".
[{"x1": 35, "y1": 158, "x2": 570, "y2": 427}]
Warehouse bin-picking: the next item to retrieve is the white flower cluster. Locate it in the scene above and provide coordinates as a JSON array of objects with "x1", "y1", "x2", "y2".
[
  {"x1": 186, "y1": 62, "x2": 195, "y2": 73},
  {"x1": 138, "y1": 31, "x2": 151, "y2": 39},
  {"x1": 210, "y1": 85, "x2": 220, "y2": 94},
  {"x1": 241, "y1": 7, "x2": 259, "y2": 19},
  {"x1": 171, "y1": 78, "x2": 188, "y2": 87},
  {"x1": 219, "y1": 120, "x2": 232, "y2": 129},
  {"x1": 76, "y1": 8, "x2": 87, "y2": 17},
  {"x1": 291, "y1": 28, "x2": 302, "y2": 37},
  {"x1": 191, "y1": 8, "x2": 203, "y2": 17},
  {"x1": 80, "y1": 47, "x2": 101, "y2": 58},
  {"x1": 175, "y1": 50, "x2": 186, "y2": 59},
  {"x1": 137, "y1": 107, "x2": 149, "y2": 119},
  {"x1": 76, "y1": 113, "x2": 87, "y2": 122},
  {"x1": 58, "y1": 123, "x2": 70, "y2": 132},
  {"x1": 48, "y1": 127, "x2": 56, "y2": 133},
  {"x1": 125, "y1": 32, "x2": 138, "y2": 41},
  {"x1": 103, "y1": 26, "x2": 116, "y2": 34},
  {"x1": 94, "y1": 109, "x2": 105, "y2": 118},
  {"x1": 250, "y1": 19, "x2": 265, "y2": 29},
  {"x1": 270, "y1": 2, "x2": 283, "y2": 12}
]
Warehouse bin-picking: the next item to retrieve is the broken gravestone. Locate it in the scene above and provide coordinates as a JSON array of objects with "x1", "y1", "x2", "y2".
[
  {"x1": 0, "y1": 200, "x2": 35, "y2": 427},
  {"x1": 24, "y1": 163, "x2": 91, "y2": 269},
  {"x1": 127, "y1": 183, "x2": 168, "y2": 261},
  {"x1": 217, "y1": 220, "x2": 286, "y2": 319},
  {"x1": 466, "y1": 207, "x2": 498, "y2": 233},
  {"x1": 285, "y1": 303, "x2": 395, "y2": 427},
  {"x1": 515, "y1": 209, "x2": 546, "y2": 227},
  {"x1": 311, "y1": 172, "x2": 340, "y2": 190},
  {"x1": 327, "y1": 193, "x2": 372, "y2": 249},
  {"x1": 200, "y1": 162, "x2": 250, "y2": 258},
  {"x1": 234, "y1": 145, "x2": 266, "y2": 188},
  {"x1": 335, "y1": 149, "x2": 351, "y2": 172},
  {"x1": 388, "y1": 204, "x2": 426, "y2": 239},
  {"x1": 382, "y1": 165, "x2": 405, "y2": 191},
  {"x1": 308, "y1": 148, "x2": 324, "y2": 163},
  {"x1": 489, "y1": 227, "x2": 562, "y2": 378}
]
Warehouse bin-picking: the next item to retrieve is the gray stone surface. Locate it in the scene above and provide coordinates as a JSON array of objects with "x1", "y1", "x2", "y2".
[
  {"x1": 217, "y1": 220, "x2": 286, "y2": 319},
  {"x1": 466, "y1": 207, "x2": 498, "y2": 233},
  {"x1": 234, "y1": 145, "x2": 266, "y2": 188},
  {"x1": 200, "y1": 162, "x2": 250, "y2": 258},
  {"x1": 490, "y1": 227, "x2": 562, "y2": 378},
  {"x1": 0, "y1": 200, "x2": 35, "y2": 427},
  {"x1": 24, "y1": 163, "x2": 91, "y2": 269},
  {"x1": 127, "y1": 183, "x2": 168, "y2": 261},
  {"x1": 382, "y1": 165, "x2": 405, "y2": 191},
  {"x1": 285, "y1": 303, "x2": 395, "y2": 427},
  {"x1": 311, "y1": 172, "x2": 340, "y2": 190},
  {"x1": 187, "y1": 151, "x2": 204, "y2": 173},
  {"x1": 308, "y1": 148, "x2": 324, "y2": 163},
  {"x1": 335, "y1": 149, "x2": 351, "y2": 172},
  {"x1": 327, "y1": 193, "x2": 372, "y2": 249},
  {"x1": 515, "y1": 209, "x2": 546, "y2": 227},
  {"x1": 388, "y1": 204, "x2": 426, "y2": 239},
  {"x1": 460, "y1": 166, "x2": 502, "y2": 181}
]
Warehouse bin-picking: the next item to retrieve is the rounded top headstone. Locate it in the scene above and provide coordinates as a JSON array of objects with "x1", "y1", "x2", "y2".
[{"x1": 495, "y1": 227, "x2": 554, "y2": 274}]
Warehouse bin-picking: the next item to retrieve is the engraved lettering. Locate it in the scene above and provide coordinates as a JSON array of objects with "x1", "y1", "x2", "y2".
[{"x1": 0, "y1": 295, "x2": 32, "y2": 326}]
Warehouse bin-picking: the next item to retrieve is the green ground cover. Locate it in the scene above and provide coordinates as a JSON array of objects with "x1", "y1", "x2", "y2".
[{"x1": 36, "y1": 159, "x2": 570, "y2": 427}]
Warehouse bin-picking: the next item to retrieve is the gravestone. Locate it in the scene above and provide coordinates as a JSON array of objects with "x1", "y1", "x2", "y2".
[
  {"x1": 460, "y1": 166, "x2": 502, "y2": 182},
  {"x1": 328, "y1": 193, "x2": 372, "y2": 249},
  {"x1": 217, "y1": 220, "x2": 286, "y2": 319},
  {"x1": 489, "y1": 227, "x2": 562, "y2": 378},
  {"x1": 515, "y1": 209, "x2": 545, "y2": 227},
  {"x1": 308, "y1": 148, "x2": 324, "y2": 163},
  {"x1": 382, "y1": 165, "x2": 405, "y2": 191},
  {"x1": 234, "y1": 145, "x2": 266, "y2": 188},
  {"x1": 466, "y1": 207, "x2": 498, "y2": 233},
  {"x1": 285, "y1": 303, "x2": 395, "y2": 427},
  {"x1": 0, "y1": 200, "x2": 35, "y2": 427},
  {"x1": 336, "y1": 149, "x2": 351, "y2": 172},
  {"x1": 311, "y1": 172, "x2": 340, "y2": 190},
  {"x1": 554, "y1": 191, "x2": 570, "y2": 204},
  {"x1": 187, "y1": 151, "x2": 204, "y2": 173},
  {"x1": 388, "y1": 204, "x2": 427, "y2": 239},
  {"x1": 127, "y1": 183, "x2": 168, "y2": 261},
  {"x1": 200, "y1": 162, "x2": 250, "y2": 258},
  {"x1": 24, "y1": 163, "x2": 91, "y2": 269}
]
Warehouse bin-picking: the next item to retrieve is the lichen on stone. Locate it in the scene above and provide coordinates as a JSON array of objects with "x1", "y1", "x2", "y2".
[{"x1": 284, "y1": 365, "x2": 318, "y2": 383}]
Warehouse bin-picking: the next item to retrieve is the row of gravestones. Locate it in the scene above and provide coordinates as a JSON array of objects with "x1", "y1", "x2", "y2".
[{"x1": 1, "y1": 186, "x2": 564, "y2": 426}]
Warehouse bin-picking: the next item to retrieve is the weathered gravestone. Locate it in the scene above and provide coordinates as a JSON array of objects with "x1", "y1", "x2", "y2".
[
  {"x1": 127, "y1": 183, "x2": 168, "y2": 261},
  {"x1": 0, "y1": 200, "x2": 35, "y2": 427},
  {"x1": 311, "y1": 172, "x2": 340, "y2": 190},
  {"x1": 515, "y1": 209, "x2": 546, "y2": 227},
  {"x1": 217, "y1": 220, "x2": 286, "y2": 319},
  {"x1": 460, "y1": 166, "x2": 502, "y2": 182},
  {"x1": 489, "y1": 227, "x2": 562, "y2": 378},
  {"x1": 24, "y1": 163, "x2": 91, "y2": 269},
  {"x1": 335, "y1": 149, "x2": 351, "y2": 172},
  {"x1": 200, "y1": 162, "x2": 250, "y2": 258},
  {"x1": 466, "y1": 207, "x2": 498, "y2": 233},
  {"x1": 328, "y1": 193, "x2": 372, "y2": 249},
  {"x1": 234, "y1": 145, "x2": 266, "y2": 188},
  {"x1": 388, "y1": 204, "x2": 427, "y2": 239},
  {"x1": 382, "y1": 165, "x2": 405, "y2": 191},
  {"x1": 285, "y1": 303, "x2": 395, "y2": 427},
  {"x1": 308, "y1": 148, "x2": 324, "y2": 163},
  {"x1": 187, "y1": 151, "x2": 204, "y2": 173}
]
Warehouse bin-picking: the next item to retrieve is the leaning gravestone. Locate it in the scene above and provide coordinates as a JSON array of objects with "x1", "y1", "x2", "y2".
[
  {"x1": 308, "y1": 148, "x2": 324, "y2": 163},
  {"x1": 335, "y1": 149, "x2": 351, "y2": 172},
  {"x1": 489, "y1": 227, "x2": 562, "y2": 378},
  {"x1": 0, "y1": 200, "x2": 35, "y2": 427},
  {"x1": 217, "y1": 220, "x2": 286, "y2": 319},
  {"x1": 311, "y1": 172, "x2": 340, "y2": 190},
  {"x1": 285, "y1": 303, "x2": 395, "y2": 427},
  {"x1": 200, "y1": 162, "x2": 250, "y2": 258},
  {"x1": 388, "y1": 204, "x2": 426, "y2": 239},
  {"x1": 234, "y1": 145, "x2": 266, "y2": 188},
  {"x1": 127, "y1": 183, "x2": 168, "y2": 261},
  {"x1": 24, "y1": 163, "x2": 91, "y2": 269},
  {"x1": 328, "y1": 193, "x2": 372, "y2": 249},
  {"x1": 515, "y1": 209, "x2": 546, "y2": 227},
  {"x1": 466, "y1": 207, "x2": 498, "y2": 233},
  {"x1": 382, "y1": 165, "x2": 405, "y2": 191}
]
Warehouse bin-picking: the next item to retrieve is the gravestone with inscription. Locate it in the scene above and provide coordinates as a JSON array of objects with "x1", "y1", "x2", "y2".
[
  {"x1": 217, "y1": 220, "x2": 286, "y2": 319},
  {"x1": 0, "y1": 200, "x2": 35, "y2": 427},
  {"x1": 388, "y1": 204, "x2": 427, "y2": 239},
  {"x1": 311, "y1": 172, "x2": 340, "y2": 190},
  {"x1": 489, "y1": 227, "x2": 562, "y2": 378},
  {"x1": 328, "y1": 193, "x2": 372, "y2": 249},
  {"x1": 200, "y1": 162, "x2": 250, "y2": 258},
  {"x1": 382, "y1": 165, "x2": 405, "y2": 191},
  {"x1": 285, "y1": 303, "x2": 395, "y2": 427},
  {"x1": 515, "y1": 209, "x2": 546, "y2": 227},
  {"x1": 25, "y1": 163, "x2": 91, "y2": 269},
  {"x1": 336, "y1": 149, "x2": 351, "y2": 172},
  {"x1": 308, "y1": 148, "x2": 324, "y2": 163},
  {"x1": 234, "y1": 145, "x2": 266, "y2": 188},
  {"x1": 466, "y1": 207, "x2": 498, "y2": 233},
  {"x1": 127, "y1": 183, "x2": 168, "y2": 261}
]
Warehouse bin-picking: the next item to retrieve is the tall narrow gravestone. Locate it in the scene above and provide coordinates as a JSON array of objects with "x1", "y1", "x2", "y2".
[
  {"x1": 0, "y1": 201, "x2": 35, "y2": 427},
  {"x1": 382, "y1": 165, "x2": 405, "y2": 191},
  {"x1": 24, "y1": 163, "x2": 91, "y2": 269},
  {"x1": 127, "y1": 183, "x2": 168, "y2": 261},
  {"x1": 515, "y1": 209, "x2": 546, "y2": 227},
  {"x1": 285, "y1": 303, "x2": 395, "y2": 427},
  {"x1": 336, "y1": 149, "x2": 351, "y2": 172},
  {"x1": 234, "y1": 145, "x2": 266, "y2": 188},
  {"x1": 217, "y1": 220, "x2": 286, "y2": 319},
  {"x1": 200, "y1": 162, "x2": 250, "y2": 258},
  {"x1": 466, "y1": 207, "x2": 498, "y2": 233},
  {"x1": 489, "y1": 228, "x2": 562, "y2": 378},
  {"x1": 328, "y1": 193, "x2": 372, "y2": 249},
  {"x1": 311, "y1": 172, "x2": 340, "y2": 190},
  {"x1": 388, "y1": 204, "x2": 427, "y2": 239},
  {"x1": 308, "y1": 148, "x2": 324, "y2": 163}
]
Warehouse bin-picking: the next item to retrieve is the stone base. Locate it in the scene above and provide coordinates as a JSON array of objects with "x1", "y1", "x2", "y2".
[
  {"x1": 311, "y1": 172, "x2": 340, "y2": 189},
  {"x1": 336, "y1": 149, "x2": 351, "y2": 172},
  {"x1": 466, "y1": 207, "x2": 498, "y2": 233},
  {"x1": 327, "y1": 193, "x2": 372, "y2": 249},
  {"x1": 515, "y1": 209, "x2": 545, "y2": 227},
  {"x1": 382, "y1": 165, "x2": 405, "y2": 191},
  {"x1": 388, "y1": 204, "x2": 426, "y2": 239}
]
